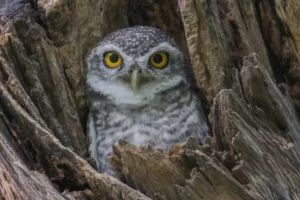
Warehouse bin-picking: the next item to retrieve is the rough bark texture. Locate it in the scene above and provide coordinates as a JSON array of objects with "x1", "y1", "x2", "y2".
[{"x1": 0, "y1": 0, "x2": 300, "y2": 200}]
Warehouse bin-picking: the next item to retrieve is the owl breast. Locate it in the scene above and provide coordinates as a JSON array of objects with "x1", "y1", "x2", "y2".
[{"x1": 88, "y1": 87, "x2": 209, "y2": 175}]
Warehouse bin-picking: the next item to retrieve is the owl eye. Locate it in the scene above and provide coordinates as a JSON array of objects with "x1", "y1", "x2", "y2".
[
  {"x1": 104, "y1": 51, "x2": 122, "y2": 68},
  {"x1": 150, "y1": 51, "x2": 168, "y2": 69}
]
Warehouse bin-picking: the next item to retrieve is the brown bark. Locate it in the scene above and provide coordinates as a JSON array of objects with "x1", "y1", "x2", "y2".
[{"x1": 1, "y1": 0, "x2": 300, "y2": 199}]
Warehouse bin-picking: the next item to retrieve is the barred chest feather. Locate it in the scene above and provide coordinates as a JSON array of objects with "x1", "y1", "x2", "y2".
[{"x1": 88, "y1": 87, "x2": 209, "y2": 175}]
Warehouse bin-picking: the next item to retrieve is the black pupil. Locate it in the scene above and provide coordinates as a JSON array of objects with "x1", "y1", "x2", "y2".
[
  {"x1": 153, "y1": 54, "x2": 163, "y2": 63},
  {"x1": 109, "y1": 53, "x2": 119, "y2": 63}
]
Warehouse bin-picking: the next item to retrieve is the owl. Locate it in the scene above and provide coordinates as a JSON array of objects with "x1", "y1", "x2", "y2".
[{"x1": 86, "y1": 26, "x2": 210, "y2": 176}]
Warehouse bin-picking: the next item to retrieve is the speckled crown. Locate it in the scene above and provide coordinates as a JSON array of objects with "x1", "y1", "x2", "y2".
[{"x1": 100, "y1": 26, "x2": 176, "y2": 56}]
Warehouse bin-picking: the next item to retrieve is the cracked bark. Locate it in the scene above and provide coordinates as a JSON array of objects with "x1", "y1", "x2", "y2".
[{"x1": 1, "y1": 0, "x2": 300, "y2": 200}]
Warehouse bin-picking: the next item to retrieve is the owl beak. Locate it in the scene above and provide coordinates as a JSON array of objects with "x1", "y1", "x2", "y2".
[{"x1": 131, "y1": 69, "x2": 140, "y2": 93}]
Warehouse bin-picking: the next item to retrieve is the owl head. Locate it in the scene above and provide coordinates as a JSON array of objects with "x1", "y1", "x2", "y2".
[{"x1": 86, "y1": 26, "x2": 190, "y2": 106}]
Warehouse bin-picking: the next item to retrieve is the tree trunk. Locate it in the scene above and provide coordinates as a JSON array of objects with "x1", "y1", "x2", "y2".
[{"x1": 0, "y1": 0, "x2": 300, "y2": 199}]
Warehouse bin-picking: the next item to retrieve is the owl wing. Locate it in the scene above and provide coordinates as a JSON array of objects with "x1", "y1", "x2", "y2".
[
  {"x1": 185, "y1": 62, "x2": 211, "y2": 142},
  {"x1": 87, "y1": 111, "x2": 100, "y2": 169},
  {"x1": 195, "y1": 97, "x2": 211, "y2": 144},
  {"x1": 183, "y1": 54, "x2": 210, "y2": 117}
]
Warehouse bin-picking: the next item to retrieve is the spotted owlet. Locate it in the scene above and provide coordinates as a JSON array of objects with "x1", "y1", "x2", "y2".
[{"x1": 86, "y1": 26, "x2": 210, "y2": 175}]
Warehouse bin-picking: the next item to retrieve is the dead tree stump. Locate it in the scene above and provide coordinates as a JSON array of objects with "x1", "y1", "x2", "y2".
[{"x1": 1, "y1": 0, "x2": 300, "y2": 199}]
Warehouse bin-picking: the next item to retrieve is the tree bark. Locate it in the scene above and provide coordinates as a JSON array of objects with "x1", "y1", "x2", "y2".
[{"x1": 1, "y1": 0, "x2": 300, "y2": 200}]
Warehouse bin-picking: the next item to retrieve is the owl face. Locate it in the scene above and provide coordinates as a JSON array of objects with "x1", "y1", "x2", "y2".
[{"x1": 86, "y1": 26, "x2": 189, "y2": 106}]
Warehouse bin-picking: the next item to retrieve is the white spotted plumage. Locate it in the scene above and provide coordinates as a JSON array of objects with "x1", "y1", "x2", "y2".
[{"x1": 86, "y1": 26, "x2": 210, "y2": 176}]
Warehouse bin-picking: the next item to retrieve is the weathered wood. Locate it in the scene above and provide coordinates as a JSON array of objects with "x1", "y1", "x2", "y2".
[
  {"x1": 1, "y1": 0, "x2": 87, "y2": 156},
  {"x1": 109, "y1": 138, "x2": 255, "y2": 200},
  {"x1": 0, "y1": 111, "x2": 68, "y2": 200},
  {"x1": 213, "y1": 54, "x2": 300, "y2": 199},
  {"x1": 256, "y1": 0, "x2": 300, "y2": 113},
  {"x1": 180, "y1": 0, "x2": 274, "y2": 103},
  {"x1": 0, "y1": 78, "x2": 150, "y2": 199},
  {"x1": 1, "y1": 0, "x2": 300, "y2": 199}
]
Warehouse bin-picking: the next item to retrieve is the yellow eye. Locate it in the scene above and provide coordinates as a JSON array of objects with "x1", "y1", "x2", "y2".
[
  {"x1": 150, "y1": 51, "x2": 168, "y2": 68},
  {"x1": 104, "y1": 51, "x2": 122, "y2": 68}
]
